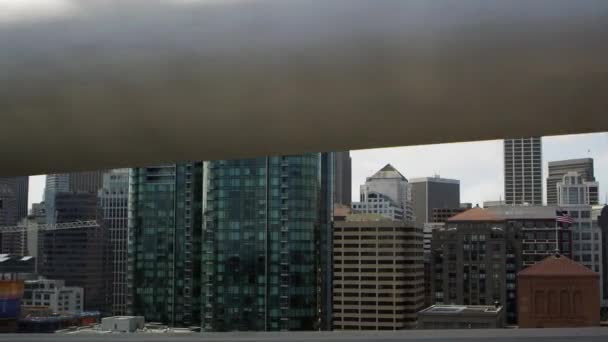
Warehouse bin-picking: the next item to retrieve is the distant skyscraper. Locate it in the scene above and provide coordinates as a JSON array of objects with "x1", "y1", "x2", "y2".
[
  {"x1": 410, "y1": 176, "x2": 460, "y2": 228},
  {"x1": 99, "y1": 169, "x2": 129, "y2": 316},
  {"x1": 504, "y1": 137, "x2": 542, "y2": 205},
  {"x1": 38, "y1": 192, "x2": 110, "y2": 313},
  {"x1": 351, "y1": 164, "x2": 413, "y2": 221},
  {"x1": 334, "y1": 151, "x2": 352, "y2": 206},
  {"x1": 44, "y1": 174, "x2": 69, "y2": 224},
  {"x1": 16, "y1": 177, "x2": 28, "y2": 221},
  {"x1": 128, "y1": 163, "x2": 203, "y2": 326},
  {"x1": 69, "y1": 170, "x2": 107, "y2": 193},
  {"x1": 0, "y1": 177, "x2": 19, "y2": 226},
  {"x1": 547, "y1": 158, "x2": 595, "y2": 206},
  {"x1": 201, "y1": 154, "x2": 332, "y2": 331}
]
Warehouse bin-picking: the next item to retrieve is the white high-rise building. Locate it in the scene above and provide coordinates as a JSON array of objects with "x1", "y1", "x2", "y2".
[
  {"x1": 351, "y1": 164, "x2": 414, "y2": 221},
  {"x1": 504, "y1": 137, "x2": 542, "y2": 205},
  {"x1": 99, "y1": 169, "x2": 129, "y2": 316}
]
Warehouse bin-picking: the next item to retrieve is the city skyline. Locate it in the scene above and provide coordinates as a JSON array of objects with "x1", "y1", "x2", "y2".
[{"x1": 25, "y1": 132, "x2": 608, "y2": 210}]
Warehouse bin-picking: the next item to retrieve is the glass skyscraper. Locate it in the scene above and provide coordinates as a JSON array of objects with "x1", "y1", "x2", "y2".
[
  {"x1": 201, "y1": 153, "x2": 333, "y2": 331},
  {"x1": 128, "y1": 163, "x2": 203, "y2": 326}
]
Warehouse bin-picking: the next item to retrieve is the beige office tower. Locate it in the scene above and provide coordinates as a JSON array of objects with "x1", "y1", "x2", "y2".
[{"x1": 332, "y1": 214, "x2": 424, "y2": 330}]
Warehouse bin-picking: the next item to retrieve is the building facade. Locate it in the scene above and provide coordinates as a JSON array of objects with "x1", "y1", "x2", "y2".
[
  {"x1": 68, "y1": 170, "x2": 107, "y2": 194},
  {"x1": 504, "y1": 137, "x2": 542, "y2": 205},
  {"x1": 352, "y1": 164, "x2": 413, "y2": 221},
  {"x1": 431, "y1": 208, "x2": 469, "y2": 224},
  {"x1": 332, "y1": 215, "x2": 424, "y2": 330},
  {"x1": 485, "y1": 206, "x2": 572, "y2": 267},
  {"x1": 99, "y1": 169, "x2": 129, "y2": 316},
  {"x1": 201, "y1": 154, "x2": 332, "y2": 331},
  {"x1": 410, "y1": 176, "x2": 460, "y2": 228},
  {"x1": 0, "y1": 177, "x2": 19, "y2": 227},
  {"x1": 556, "y1": 172, "x2": 603, "y2": 300},
  {"x1": 547, "y1": 158, "x2": 595, "y2": 206},
  {"x1": 334, "y1": 151, "x2": 352, "y2": 206},
  {"x1": 423, "y1": 223, "x2": 445, "y2": 308},
  {"x1": 38, "y1": 192, "x2": 110, "y2": 314},
  {"x1": 44, "y1": 174, "x2": 69, "y2": 225},
  {"x1": 518, "y1": 255, "x2": 600, "y2": 328},
  {"x1": 431, "y1": 208, "x2": 522, "y2": 324},
  {"x1": 597, "y1": 205, "x2": 608, "y2": 308},
  {"x1": 16, "y1": 177, "x2": 28, "y2": 221},
  {"x1": 128, "y1": 163, "x2": 203, "y2": 327},
  {"x1": 22, "y1": 278, "x2": 84, "y2": 314}
]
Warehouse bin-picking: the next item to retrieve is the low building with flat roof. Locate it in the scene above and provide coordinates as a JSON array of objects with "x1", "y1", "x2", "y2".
[{"x1": 417, "y1": 304, "x2": 504, "y2": 329}]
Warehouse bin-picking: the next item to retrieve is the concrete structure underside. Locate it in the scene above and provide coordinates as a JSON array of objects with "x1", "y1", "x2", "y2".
[{"x1": 1, "y1": 0, "x2": 608, "y2": 176}]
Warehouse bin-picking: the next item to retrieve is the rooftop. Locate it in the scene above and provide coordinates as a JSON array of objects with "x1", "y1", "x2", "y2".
[
  {"x1": 447, "y1": 208, "x2": 501, "y2": 222},
  {"x1": 419, "y1": 304, "x2": 502, "y2": 316},
  {"x1": 368, "y1": 164, "x2": 407, "y2": 181},
  {"x1": 519, "y1": 254, "x2": 599, "y2": 277},
  {"x1": 409, "y1": 176, "x2": 460, "y2": 184}
]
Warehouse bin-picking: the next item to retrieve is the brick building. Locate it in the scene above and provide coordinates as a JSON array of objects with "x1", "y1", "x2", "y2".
[{"x1": 518, "y1": 254, "x2": 600, "y2": 328}]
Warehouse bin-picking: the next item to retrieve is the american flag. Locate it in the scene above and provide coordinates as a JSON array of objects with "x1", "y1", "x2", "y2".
[{"x1": 556, "y1": 210, "x2": 574, "y2": 224}]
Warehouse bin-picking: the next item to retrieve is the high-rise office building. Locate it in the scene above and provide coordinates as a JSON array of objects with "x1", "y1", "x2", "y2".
[
  {"x1": 504, "y1": 137, "x2": 542, "y2": 205},
  {"x1": 128, "y1": 163, "x2": 203, "y2": 326},
  {"x1": 99, "y1": 169, "x2": 129, "y2": 316},
  {"x1": 410, "y1": 176, "x2": 460, "y2": 228},
  {"x1": 334, "y1": 151, "x2": 352, "y2": 206},
  {"x1": 38, "y1": 192, "x2": 110, "y2": 313},
  {"x1": 44, "y1": 173, "x2": 69, "y2": 224},
  {"x1": 201, "y1": 154, "x2": 332, "y2": 331},
  {"x1": 16, "y1": 177, "x2": 28, "y2": 221},
  {"x1": 351, "y1": 164, "x2": 413, "y2": 221},
  {"x1": 556, "y1": 172, "x2": 603, "y2": 300},
  {"x1": 0, "y1": 177, "x2": 19, "y2": 227},
  {"x1": 547, "y1": 158, "x2": 595, "y2": 206},
  {"x1": 431, "y1": 208, "x2": 523, "y2": 324},
  {"x1": 69, "y1": 170, "x2": 107, "y2": 194},
  {"x1": 332, "y1": 214, "x2": 424, "y2": 330},
  {"x1": 597, "y1": 205, "x2": 608, "y2": 308}
]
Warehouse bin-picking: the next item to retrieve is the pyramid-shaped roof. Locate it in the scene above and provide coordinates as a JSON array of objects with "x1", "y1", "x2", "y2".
[
  {"x1": 519, "y1": 254, "x2": 599, "y2": 277},
  {"x1": 369, "y1": 164, "x2": 406, "y2": 181},
  {"x1": 447, "y1": 207, "x2": 502, "y2": 222}
]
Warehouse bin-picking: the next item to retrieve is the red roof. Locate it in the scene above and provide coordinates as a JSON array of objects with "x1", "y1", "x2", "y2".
[
  {"x1": 447, "y1": 207, "x2": 502, "y2": 222},
  {"x1": 519, "y1": 254, "x2": 599, "y2": 277}
]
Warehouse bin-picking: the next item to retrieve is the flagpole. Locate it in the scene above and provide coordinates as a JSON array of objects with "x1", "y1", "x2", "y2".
[
  {"x1": 555, "y1": 211, "x2": 559, "y2": 255},
  {"x1": 556, "y1": 219, "x2": 559, "y2": 254}
]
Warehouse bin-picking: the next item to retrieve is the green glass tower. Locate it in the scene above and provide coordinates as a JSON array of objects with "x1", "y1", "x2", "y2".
[
  {"x1": 128, "y1": 163, "x2": 203, "y2": 326},
  {"x1": 201, "y1": 154, "x2": 333, "y2": 331}
]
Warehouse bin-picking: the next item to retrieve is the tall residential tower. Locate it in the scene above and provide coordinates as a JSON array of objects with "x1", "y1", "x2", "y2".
[
  {"x1": 201, "y1": 154, "x2": 333, "y2": 331},
  {"x1": 128, "y1": 163, "x2": 203, "y2": 326}
]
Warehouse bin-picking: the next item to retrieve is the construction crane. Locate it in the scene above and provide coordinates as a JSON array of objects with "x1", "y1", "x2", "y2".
[{"x1": 0, "y1": 221, "x2": 101, "y2": 234}]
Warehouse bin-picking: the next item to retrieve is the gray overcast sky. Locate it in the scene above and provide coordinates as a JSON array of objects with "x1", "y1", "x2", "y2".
[{"x1": 27, "y1": 132, "x2": 608, "y2": 209}]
